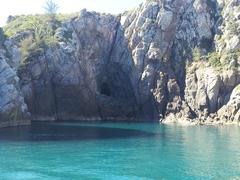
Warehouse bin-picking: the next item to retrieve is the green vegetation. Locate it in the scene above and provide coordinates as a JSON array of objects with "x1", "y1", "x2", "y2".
[
  {"x1": 207, "y1": 51, "x2": 221, "y2": 68},
  {"x1": 218, "y1": 49, "x2": 240, "y2": 69},
  {"x1": 44, "y1": 0, "x2": 59, "y2": 15},
  {"x1": 236, "y1": 84, "x2": 240, "y2": 92},
  {"x1": 19, "y1": 35, "x2": 45, "y2": 64},
  {"x1": 44, "y1": 0, "x2": 59, "y2": 27},
  {"x1": 190, "y1": 45, "x2": 239, "y2": 71},
  {"x1": 191, "y1": 47, "x2": 208, "y2": 62},
  {"x1": 3, "y1": 14, "x2": 76, "y2": 37},
  {"x1": 3, "y1": 15, "x2": 59, "y2": 64},
  {"x1": 192, "y1": 47, "x2": 202, "y2": 62},
  {"x1": 3, "y1": 13, "x2": 77, "y2": 65},
  {"x1": 228, "y1": 21, "x2": 240, "y2": 36}
]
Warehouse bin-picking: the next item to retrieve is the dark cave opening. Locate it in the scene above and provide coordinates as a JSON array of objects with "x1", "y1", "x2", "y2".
[{"x1": 100, "y1": 82, "x2": 111, "y2": 96}]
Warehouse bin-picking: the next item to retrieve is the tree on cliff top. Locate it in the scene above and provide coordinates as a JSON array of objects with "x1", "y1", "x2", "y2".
[
  {"x1": 43, "y1": 0, "x2": 60, "y2": 30},
  {"x1": 44, "y1": 0, "x2": 59, "y2": 15}
]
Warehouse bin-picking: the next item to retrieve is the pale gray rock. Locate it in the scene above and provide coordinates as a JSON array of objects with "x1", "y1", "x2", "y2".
[
  {"x1": 216, "y1": 84, "x2": 240, "y2": 123},
  {"x1": 184, "y1": 62, "x2": 240, "y2": 123},
  {"x1": 0, "y1": 42, "x2": 30, "y2": 127},
  {"x1": 17, "y1": 11, "x2": 138, "y2": 121},
  {"x1": 226, "y1": 36, "x2": 240, "y2": 50},
  {"x1": 0, "y1": 0, "x2": 240, "y2": 126}
]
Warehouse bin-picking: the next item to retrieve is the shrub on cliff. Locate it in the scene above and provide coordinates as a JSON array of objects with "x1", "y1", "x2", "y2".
[
  {"x1": 3, "y1": 13, "x2": 77, "y2": 65},
  {"x1": 3, "y1": 13, "x2": 77, "y2": 37},
  {"x1": 207, "y1": 51, "x2": 222, "y2": 68},
  {"x1": 20, "y1": 35, "x2": 45, "y2": 64},
  {"x1": 192, "y1": 48, "x2": 202, "y2": 62},
  {"x1": 3, "y1": 15, "x2": 59, "y2": 64},
  {"x1": 44, "y1": 0, "x2": 59, "y2": 15},
  {"x1": 217, "y1": 49, "x2": 240, "y2": 70}
]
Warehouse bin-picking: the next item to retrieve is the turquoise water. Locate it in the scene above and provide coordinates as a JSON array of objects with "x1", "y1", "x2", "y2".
[{"x1": 0, "y1": 122, "x2": 239, "y2": 180}]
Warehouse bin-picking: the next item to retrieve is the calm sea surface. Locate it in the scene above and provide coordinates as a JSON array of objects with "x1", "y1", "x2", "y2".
[{"x1": 0, "y1": 122, "x2": 239, "y2": 180}]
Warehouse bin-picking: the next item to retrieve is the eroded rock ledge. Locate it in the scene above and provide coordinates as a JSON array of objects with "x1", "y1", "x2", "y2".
[{"x1": 0, "y1": 0, "x2": 239, "y2": 127}]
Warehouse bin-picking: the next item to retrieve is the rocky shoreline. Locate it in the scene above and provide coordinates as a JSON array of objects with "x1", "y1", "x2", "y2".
[
  {"x1": 0, "y1": 0, "x2": 239, "y2": 127},
  {"x1": 0, "y1": 120, "x2": 31, "y2": 128},
  {"x1": 162, "y1": 116, "x2": 240, "y2": 126}
]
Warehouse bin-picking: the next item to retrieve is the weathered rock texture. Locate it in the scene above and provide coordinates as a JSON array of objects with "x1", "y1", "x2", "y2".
[
  {"x1": 182, "y1": 0, "x2": 240, "y2": 124},
  {"x1": 215, "y1": 84, "x2": 240, "y2": 124},
  {"x1": 0, "y1": 0, "x2": 239, "y2": 126},
  {"x1": 184, "y1": 63, "x2": 240, "y2": 124},
  {"x1": 0, "y1": 29, "x2": 30, "y2": 127},
  {"x1": 17, "y1": 11, "x2": 138, "y2": 121}
]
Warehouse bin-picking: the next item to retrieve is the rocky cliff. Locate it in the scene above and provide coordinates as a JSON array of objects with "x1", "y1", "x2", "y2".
[
  {"x1": 0, "y1": 0, "x2": 239, "y2": 127},
  {"x1": 0, "y1": 29, "x2": 30, "y2": 127}
]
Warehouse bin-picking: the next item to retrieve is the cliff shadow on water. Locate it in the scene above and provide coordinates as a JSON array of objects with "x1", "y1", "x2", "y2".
[{"x1": 0, "y1": 122, "x2": 157, "y2": 141}]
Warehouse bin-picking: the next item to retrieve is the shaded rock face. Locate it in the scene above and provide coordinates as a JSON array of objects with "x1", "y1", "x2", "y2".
[
  {"x1": 18, "y1": 11, "x2": 138, "y2": 121},
  {"x1": 0, "y1": 0, "x2": 240, "y2": 126},
  {"x1": 0, "y1": 29, "x2": 30, "y2": 127}
]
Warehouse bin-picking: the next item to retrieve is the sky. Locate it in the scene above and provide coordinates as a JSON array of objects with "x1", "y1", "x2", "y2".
[{"x1": 0, "y1": 0, "x2": 144, "y2": 26}]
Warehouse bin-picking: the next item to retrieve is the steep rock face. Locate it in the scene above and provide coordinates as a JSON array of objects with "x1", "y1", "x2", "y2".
[
  {"x1": 122, "y1": 0, "x2": 184, "y2": 120},
  {"x1": 18, "y1": 11, "x2": 138, "y2": 121},
  {"x1": 0, "y1": 29, "x2": 30, "y2": 127},
  {"x1": 215, "y1": 84, "x2": 240, "y2": 124},
  {"x1": 183, "y1": 0, "x2": 240, "y2": 123},
  {"x1": 0, "y1": 0, "x2": 239, "y2": 126},
  {"x1": 122, "y1": 0, "x2": 218, "y2": 120},
  {"x1": 185, "y1": 63, "x2": 240, "y2": 119},
  {"x1": 216, "y1": 0, "x2": 240, "y2": 52}
]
